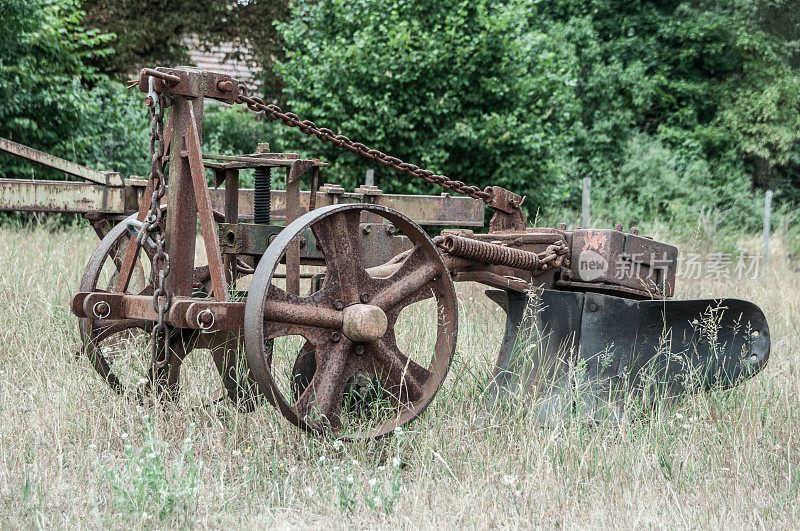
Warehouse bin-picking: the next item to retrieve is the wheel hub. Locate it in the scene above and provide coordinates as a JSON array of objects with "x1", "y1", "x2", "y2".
[{"x1": 341, "y1": 303, "x2": 388, "y2": 343}]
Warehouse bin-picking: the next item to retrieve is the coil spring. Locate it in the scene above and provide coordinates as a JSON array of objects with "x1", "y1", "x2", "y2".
[
  {"x1": 440, "y1": 235, "x2": 541, "y2": 271},
  {"x1": 254, "y1": 166, "x2": 271, "y2": 224}
]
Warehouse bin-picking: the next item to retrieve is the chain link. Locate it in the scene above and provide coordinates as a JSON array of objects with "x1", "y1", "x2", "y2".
[
  {"x1": 139, "y1": 90, "x2": 172, "y2": 368},
  {"x1": 234, "y1": 85, "x2": 493, "y2": 203}
]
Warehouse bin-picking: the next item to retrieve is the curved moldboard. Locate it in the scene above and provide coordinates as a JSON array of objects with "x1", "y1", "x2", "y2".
[{"x1": 485, "y1": 289, "x2": 770, "y2": 422}]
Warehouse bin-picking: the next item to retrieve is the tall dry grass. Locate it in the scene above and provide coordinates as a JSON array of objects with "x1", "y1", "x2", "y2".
[{"x1": 0, "y1": 221, "x2": 798, "y2": 528}]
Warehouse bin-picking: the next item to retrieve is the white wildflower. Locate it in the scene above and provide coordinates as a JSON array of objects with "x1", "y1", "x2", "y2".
[
  {"x1": 392, "y1": 457, "x2": 401, "y2": 468},
  {"x1": 346, "y1": 474, "x2": 354, "y2": 484},
  {"x1": 502, "y1": 474, "x2": 516, "y2": 486},
  {"x1": 318, "y1": 455, "x2": 327, "y2": 464},
  {"x1": 120, "y1": 433, "x2": 128, "y2": 440},
  {"x1": 675, "y1": 413, "x2": 684, "y2": 420},
  {"x1": 368, "y1": 477, "x2": 377, "y2": 487},
  {"x1": 332, "y1": 440, "x2": 344, "y2": 451},
  {"x1": 351, "y1": 459, "x2": 359, "y2": 466}
]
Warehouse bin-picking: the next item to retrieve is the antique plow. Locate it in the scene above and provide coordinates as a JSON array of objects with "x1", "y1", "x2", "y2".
[{"x1": 4, "y1": 66, "x2": 770, "y2": 438}]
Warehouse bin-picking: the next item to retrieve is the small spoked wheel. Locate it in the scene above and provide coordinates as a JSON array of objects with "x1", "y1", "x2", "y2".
[
  {"x1": 244, "y1": 203, "x2": 458, "y2": 439},
  {"x1": 78, "y1": 214, "x2": 228, "y2": 403}
]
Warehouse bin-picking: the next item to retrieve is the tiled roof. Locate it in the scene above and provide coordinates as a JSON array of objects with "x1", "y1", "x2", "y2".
[{"x1": 184, "y1": 36, "x2": 261, "y2": 86}]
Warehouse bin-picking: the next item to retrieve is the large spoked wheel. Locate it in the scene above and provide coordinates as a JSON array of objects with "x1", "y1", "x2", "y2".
[
  {"x1": 244, "y1": 203, "x2": 458, "y2": 439},
  {"x1": 78, "y1": 214, "x2": 222, "y2": 403}
]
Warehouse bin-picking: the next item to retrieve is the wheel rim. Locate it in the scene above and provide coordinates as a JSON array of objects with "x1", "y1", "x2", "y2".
[
  {"x1": 244, "y1": 203, "x2": 457, "y2": 439},
  {"x1": 79, "y1": 214, "x2": 226, "y2": 403}
]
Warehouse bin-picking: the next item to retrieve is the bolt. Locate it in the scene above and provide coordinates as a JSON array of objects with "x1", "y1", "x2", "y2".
[
  {"x1": 143, "y1": 96, "x2": 154, "y2": 106},
  {"x1": 630, "y1": 226, "x2": 639, "y2": 235},
  {"x1": 588, "y1": 302, "x2": 598, "y2": 312},
  {"x1": 614, "y1": 222, "x2": 623, "y2": 231},
  {"x1": 217, "y1": 79, "x2": 234, "y2": 92},
  {"x1": 360, "y1": 293, "x2": 370, "y2": 303},
  {"x1": 198, "y1": 311, "x2": 213, "y2": 327},
  {"x1": 385, "y1": 224, "x2": 396, "y2": 235},
  {"x1": 299, "y1": 237, "x2": 307, "y2": 247},
  {"x1": 557, "y1": 223, "x2": 567, "y2": 230},
  {"x1": 93, "y1": 301, "x2": 111, "y2": 319},
  {"x1": 330, "y1": 332, "x2": 341, "y2": 342},
  {"x1": 362, "y1": 224, "x2": 372, "y2": 234},
  {"x1": 334, "y1": 300, "x2": 344, "y2": 310},
  {"x1": 354, "y1": 345, "x2": 365, "y2": 356}
]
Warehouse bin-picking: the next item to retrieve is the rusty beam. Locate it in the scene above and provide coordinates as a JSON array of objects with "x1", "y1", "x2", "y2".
[
  {"x1": 186, "y1": 104, "x2": 229, "y2": 301},
  {"x1": 0, "y1": 179, "x2": 126, "y2": 213},
  {"x1": 0, "y1": 176, "x2": 482, "y2": 228},
  {"x1": 0, "y1": 137, "x2": 124, "y2": 186},
  {"x1": 226, "y1": 189, "x2": 485, "y2": 226},
  {"x1": 165, "y1": 93, "x2": 201, "y2": 298}
]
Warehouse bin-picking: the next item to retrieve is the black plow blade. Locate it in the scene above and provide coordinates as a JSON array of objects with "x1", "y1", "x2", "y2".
[{"x1": 485, "y1": 289, "x2": 770, "y2": 423}]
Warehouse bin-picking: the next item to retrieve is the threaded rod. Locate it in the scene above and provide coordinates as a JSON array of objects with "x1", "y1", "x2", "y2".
[{"x1": 254, "y1": 167, "x2": 271, "y2": 224}]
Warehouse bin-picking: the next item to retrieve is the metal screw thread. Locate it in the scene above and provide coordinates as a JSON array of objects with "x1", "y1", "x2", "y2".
[{"x1": 254, "y1": 167, "x2": 271, "y2": 224}]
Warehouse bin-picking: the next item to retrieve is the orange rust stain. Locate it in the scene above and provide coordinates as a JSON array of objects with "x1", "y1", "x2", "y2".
[{"x1": 582, "y1": 232, "x2": 609, "y2": 253}]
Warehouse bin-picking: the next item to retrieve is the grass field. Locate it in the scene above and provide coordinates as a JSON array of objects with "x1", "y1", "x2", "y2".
[{"x1": 0, "y1": 221, "x2": 798, "y2": 528}]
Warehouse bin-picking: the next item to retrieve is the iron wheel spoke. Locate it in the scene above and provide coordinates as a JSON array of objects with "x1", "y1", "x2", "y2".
[
  {"x1": 294, "y1": 339, "x2": 352, "y2": 429},
  {"x1": 311, "y1": 209, "x2": 366, "y2": 305},
  {"x1": 262, "y1": 284, "x2": 342, "y2": 330},
  {"x1": 367, "y1": 337, "x2": 429, "y2": 403},
  {"x1": 371, "y1": 246, "x2": 441, "y2": 312}
]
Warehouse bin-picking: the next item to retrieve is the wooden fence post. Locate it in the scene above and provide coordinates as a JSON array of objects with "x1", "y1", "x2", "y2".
[
  {"x1": 763, "y1": 189, "x2": 772, "y2": 269},
  {"x1": 581, "y1": 177, "x2": 591, "y2": 228}
]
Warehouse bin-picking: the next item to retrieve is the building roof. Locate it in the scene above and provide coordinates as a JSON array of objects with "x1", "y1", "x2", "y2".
[{"x1": 184, "y1": 36, "x2": 261, "y2": 86}]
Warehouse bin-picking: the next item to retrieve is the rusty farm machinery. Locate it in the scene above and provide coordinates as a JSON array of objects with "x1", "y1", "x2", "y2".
[{"x1": 0, "y1": 67, "x2": 771, "y2": 438}]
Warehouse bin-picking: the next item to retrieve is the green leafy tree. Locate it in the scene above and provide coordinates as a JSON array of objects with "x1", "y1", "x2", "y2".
[
  {"x1": 0, "y1": 0, "x2": 149, "y2": 180},
  {"x1": 536, "y1": 0, "x2": 800, "y2": 226},
  {"x1": 275, "y1": 0, "x2": 800, "y2": 227},
  {"x1": 275, "y1": 0, "x2": 581, "y2": 207}
]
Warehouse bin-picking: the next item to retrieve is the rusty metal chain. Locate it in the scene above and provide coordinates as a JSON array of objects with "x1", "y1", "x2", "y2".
[
  {"x1": 234, "y1": 85, "x2": 493, "y2": 203},
  {"x1": 139, "y1": 79, "x2": 172, "y2": 369}
]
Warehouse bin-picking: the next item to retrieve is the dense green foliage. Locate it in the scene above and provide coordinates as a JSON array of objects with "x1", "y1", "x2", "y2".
[
  {"x1": 2, "y1": 0, "x2": 800, "y2": 231},
  {"x1": 0, "y1": 0, "x2": 149, "y2": 179},
  {"x1": 276, "y1": 0, "x2": 580, "y2": 207},
  {"x1": 276, "y1": 0, "x2": 800, "y2": 228}
]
